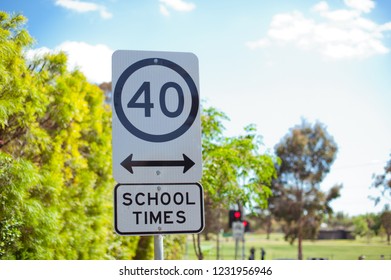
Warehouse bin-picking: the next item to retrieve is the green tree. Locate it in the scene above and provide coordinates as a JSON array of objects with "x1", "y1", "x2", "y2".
[
  {"x1": 271, "y1": 120, "x2": 341, "y2": 260},
  {"x1": 371, "y1": 154, "x2": 391, "y2": 206},
  {"x1": 0, "y1": 12, "x2": 58, "y2": 259},
  {"x1": 195, "y1": 106, "x2": 277, "y2": 260},
  {"x1": 0, "y1": 11, "x2": 141, "y2": 259},
  {"x1": 352, "y1": 215, "x2": 369, "y2": 238},
  {"x1": 325, "y1": 211, "x2": 353, "y2": 229},
  {"x1": 380, "y1": 206, "x2": 391, "y2": 245},
  {"x1": 0, "y1": 153, "x2": 49, "y2": 258}
]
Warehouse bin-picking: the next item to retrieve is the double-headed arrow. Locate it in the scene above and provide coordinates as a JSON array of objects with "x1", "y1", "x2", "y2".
[{"x1": 121, "y1": 154, "x2": 195, "y2": 174}]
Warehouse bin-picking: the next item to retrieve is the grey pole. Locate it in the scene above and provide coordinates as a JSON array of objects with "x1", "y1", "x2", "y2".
[
  {"x1": 154, "y1": 235, "x2": 164, "y2": 260},
  {"x1": 242, "y1": 236, "x2": 245, "y2": 260},
  {"x1": 235, "y1": 237, "x2": 239, "y2": 260}
]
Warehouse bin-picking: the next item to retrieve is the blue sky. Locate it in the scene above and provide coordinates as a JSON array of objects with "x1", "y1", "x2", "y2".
[{"x1": 3, "y1": 0, "x2": 391, "y2": 216}]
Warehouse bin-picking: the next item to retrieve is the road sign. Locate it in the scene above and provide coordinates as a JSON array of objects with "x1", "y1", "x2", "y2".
[
  {"x1": 114, "y1": 183, "x2": 204, "y2": 235},
  {"x1": 232, "y1": 221, "x2": 245, "y2": 239},
  {"x1": 112, "y1": 50, "x2": 202, "y2": 184}
]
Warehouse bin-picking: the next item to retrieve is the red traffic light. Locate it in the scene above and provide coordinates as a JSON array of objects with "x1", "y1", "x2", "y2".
[
  {"x1": 229, "y1": 209, "x2": 242, "y2": 228},
  {"x1": 243, "y1": 220, "x2": 250, "y2": 232}
]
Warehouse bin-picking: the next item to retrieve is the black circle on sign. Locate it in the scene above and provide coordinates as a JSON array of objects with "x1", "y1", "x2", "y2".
[{"x1": 114, "y1": 58, "x2": 199, "y2": 143}]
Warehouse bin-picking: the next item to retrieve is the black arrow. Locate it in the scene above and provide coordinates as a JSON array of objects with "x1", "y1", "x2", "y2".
[{"x1": 121, "y1": 154, "x2": 195, "y2": 174}]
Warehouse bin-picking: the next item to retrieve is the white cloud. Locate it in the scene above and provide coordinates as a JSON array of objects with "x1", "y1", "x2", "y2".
[
  {"x1": 312, "y1": 1, "x2": 329, "y2": 13},
  {"x1": 379, "y1": 22, "x2": 391, "y2": 32},
  {"x1": 25, "y1": 47, "x2": 52, "y2": 60},
  {"x1": 246, "y1": 1, "x2": 391, "y2": 60},
  {"x1": 344, "y1": 0, "x2": 375, "y2": 13},
  {"x1": 27, "y1": 42, "x2": 113, "y2": 84},
  {"x1": 321, "y1": 9, "x2": 360, "y2": 22},
  {"x1": 267, "y1": 11, "x2": 314, "y2": 42},
  {"x1": 159, "y1": 4, "x2": 170, "y2": 17},
  {"x1": 55, "y1": 0, "x2": 112, "y2": 19},
  {"x1": 159, "y1": 0, "x2": 195, "y2": 16}
]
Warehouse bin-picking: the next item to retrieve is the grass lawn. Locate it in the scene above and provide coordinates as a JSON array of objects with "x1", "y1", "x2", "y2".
[{"x1": 183, "y1": 233, "x2": 391, "y2": 260}]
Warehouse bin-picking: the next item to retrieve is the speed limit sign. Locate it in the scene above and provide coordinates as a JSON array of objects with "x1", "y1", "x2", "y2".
[{"x1": 112, "y1": 50, "x2": 202, "y2": 184}]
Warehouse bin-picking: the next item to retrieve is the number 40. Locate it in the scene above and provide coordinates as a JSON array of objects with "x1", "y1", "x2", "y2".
[{"x1": 128, "y1": 81, "x2": 184, "y2": 118}]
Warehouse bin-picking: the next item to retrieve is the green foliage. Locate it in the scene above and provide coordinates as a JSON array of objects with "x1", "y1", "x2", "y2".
[
  {"x1": 0, "y1": 11, "x2": 141, "y2": 259},
  {"x1": 351, "y1": 212, "x2": 383, "y2": 240},
  {"x1": 353, "y1": 215, "x2": 370, "y2": 238},
  {"x1": 275, "y1": 120, "x2": 338, "y2": 186},
  {"x1": 164, "y1": 235, "x2": 186, "y2": 260},
  {"x1": 133, "y1": 236, "x2": 154, "y2": 260},
  {"x1": 0, "y1": 153, "x2": 53, "y2": 259},
  {"x1": 201, "y1": 107, "x2": 277, "y2": 211},
  {"x1": 380, "y1": 207, "x2": 391, "y2": 244},
  {"x1": 325, "y1": 211, "x2": 353, "y2": 229},
  {"x1": 131, "y1": 235, "x2": 186, "y2": 260},
  {"x1": 271, "y1": 120, "x2": 340, "y2": 259},
  {"x1": 371, "y1": 154, "x2": 391, "y2": 206},
  {"x1": 196, "y1": 105, "x2": 278, "y2": 259}
]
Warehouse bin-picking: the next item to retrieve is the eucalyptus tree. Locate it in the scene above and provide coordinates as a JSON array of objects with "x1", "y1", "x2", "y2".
[
  {"x1": 271, "y1": 120, "x2": 341, "y2": 260},
  {"x1": 380, "y1": 206, "x2": 391, "y2": 245},
  {"x1": 371, "y1": 154, "x2": 391, "y2": 206}
]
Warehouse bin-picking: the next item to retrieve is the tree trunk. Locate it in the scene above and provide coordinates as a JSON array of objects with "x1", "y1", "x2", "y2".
[
  {"x1": 192, "y1": 234, "x2": 204, "y2": 260},
  {"x1": 134, "y1": 236, "x2": 154, "y2": 260},
  {"x1": 266, "y1": 215, "x2": 272, "y2": 240},
  {"x1": 297, "y1": 188, "x2": 303, "y2": 260},
  {"x1": 197, "y1": 234, "x2": 204, "y2": 260},
  {"x1": 192, "y1": 234, "x2": 198, "y2": 259},
  {"x1": 216, "y1": 232, "x2": 220, "y2": 260},
  {"x1": 298, "y1": 216, "x2": 303, "y2": 260},
  {"x1": 216, "y1": 207, "x2": 221, "y2": 259}
]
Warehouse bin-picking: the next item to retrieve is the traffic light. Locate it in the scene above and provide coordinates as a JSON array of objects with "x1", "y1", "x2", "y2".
[
  {"x1": 243, "y1": 220, "x2": 250, "y2": 232},
  {"x1": 229, "y1": 209, "x2": 242, "y2": 228}
]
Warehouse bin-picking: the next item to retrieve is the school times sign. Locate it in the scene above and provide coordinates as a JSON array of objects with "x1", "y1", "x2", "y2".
[{"x1": 114, "y1": 184, "x2": 204, "y2": 235}]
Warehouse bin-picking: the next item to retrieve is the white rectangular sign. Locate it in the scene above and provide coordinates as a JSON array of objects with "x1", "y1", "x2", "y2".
[
  {"x1": 112, "y1": 50, "x2": 202, "y2": 184},
  {"x1": 114, "y1": 183, "x2": 204, "y2": 235},
  {"x1": 232, "y1": 221, "x2": 244, "y2": 239}
]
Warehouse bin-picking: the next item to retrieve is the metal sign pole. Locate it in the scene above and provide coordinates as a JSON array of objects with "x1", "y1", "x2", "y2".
[
  {"x1": 242, "y1": 236, "x2": 245, "y2": 260},
  {"x1": 234, "y1": 237, "x2": 239, "y2": 260},
  {"x1": 154, "y1": 235, "x2": 164, "y2": 260}
]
